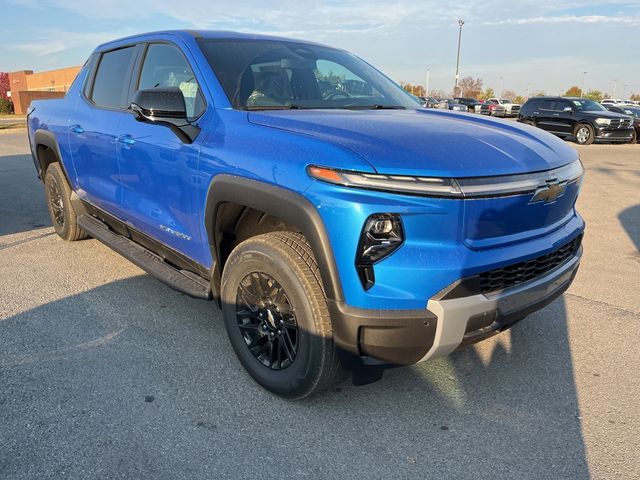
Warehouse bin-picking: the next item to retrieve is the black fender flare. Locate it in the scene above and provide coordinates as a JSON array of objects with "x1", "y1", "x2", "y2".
[
  {"x1": 32, "y1": 129, "x2": 68, "y2": 181},
  {"x1": 204, "y1": 174, "x2": 344, "y2": 304}
]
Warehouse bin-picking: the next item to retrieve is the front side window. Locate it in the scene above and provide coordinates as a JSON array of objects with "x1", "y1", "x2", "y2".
[
  {"x1": 197, "y1": 39, "x2": 417, "y2": 110},
  {"x1": 571, "y1": 99, "x2": 606, "y2": 112},
  {"x1": 91, "y1": 47, "x2": 138, "y2": 109},
  {"x1": 138, "y1": 43, "x2": 205, "y2": 119}
]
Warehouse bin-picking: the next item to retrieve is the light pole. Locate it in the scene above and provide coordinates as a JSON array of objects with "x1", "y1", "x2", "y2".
[
  {"x1": 526, "y1": 82, "x2": 531, "y2": 99},
  {"x1": 580, "y1": 71, "x2": 588, "y2": 97},
  {"x1": 426, "y1": 68, "x2": 430, "y2": 96},
  {"x1": 623, "y1": 84, "x2": 628, "y2": 99},
  {"x1": 613, "y1": 79, "x2": 618, "y2": 98},
  {"x1": 499, "y1": 76, "x2": 504, "y2": 97},
  {"x1": 454, "y1": 19, "x2": 464, "y2": 94}
]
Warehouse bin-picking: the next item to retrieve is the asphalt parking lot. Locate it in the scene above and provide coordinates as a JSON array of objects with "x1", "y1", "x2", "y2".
[{"x1": 1, "y1": 129, "x2": 639, "y2": 479}]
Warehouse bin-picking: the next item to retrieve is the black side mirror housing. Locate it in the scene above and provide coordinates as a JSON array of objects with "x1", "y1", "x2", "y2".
[{"x1": 130, "y1": 88, "x2": 199, "y2": 143}]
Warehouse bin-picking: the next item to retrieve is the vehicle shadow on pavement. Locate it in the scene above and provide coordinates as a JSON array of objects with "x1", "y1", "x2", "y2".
[
  {"x1": 0, "y1": 273, "x2": 589, "y2": 479},
  {"x1": 619, "y1": 204, "x2": 640, "y2": 252},
  {"x1": 0, "y1": 153, "x2": 50, "y2": 237}
]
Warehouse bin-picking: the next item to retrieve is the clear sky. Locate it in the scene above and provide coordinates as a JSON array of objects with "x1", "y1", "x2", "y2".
[{"x1": 1, "y1": 0, "x2": 638, "y2": 98}]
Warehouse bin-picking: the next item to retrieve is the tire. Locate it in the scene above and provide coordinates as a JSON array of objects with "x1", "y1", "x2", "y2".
[
  {"x1": 44, "y1": 163, "x2": 88, "y2": 241},
  {"x1": 522, "y1": 119, "x2": 536, "y2": 127},
  {"x1": 574, "y1": 123, "x2": 595, "y2": 145},
  {"x1": 629, "y1": 130, "x2": 637, "y2": 144},
  {"x1": 221, "y1": 231, "x2": 341, "y2": 399}
]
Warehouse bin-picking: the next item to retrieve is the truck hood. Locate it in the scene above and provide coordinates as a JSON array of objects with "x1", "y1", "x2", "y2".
[{"x1": 248, "y1": 109, "x2": 577, "y2": 177}]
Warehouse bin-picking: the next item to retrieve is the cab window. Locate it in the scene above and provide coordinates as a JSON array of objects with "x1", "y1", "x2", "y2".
[
  {"x1": 91, "y1": 47, "x2": 138, "y2": 109},
  {"x1": 138, "y1": 43, "x2": 205, "y2": 119}
]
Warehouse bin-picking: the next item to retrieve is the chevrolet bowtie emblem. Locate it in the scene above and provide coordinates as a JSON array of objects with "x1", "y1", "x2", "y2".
[{"x1": 529, "y1": 179, "x2": 567, "y2": 204}]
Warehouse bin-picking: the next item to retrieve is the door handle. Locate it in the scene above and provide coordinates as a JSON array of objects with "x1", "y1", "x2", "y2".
[
  {"x1": 552, "y1": 113, "x2": 560, "y2": 116},
  {"x1": 118, "y1": 135, "x2": 135, "y2": 146},
  {"x1": 70, "y1": 124, "x2": 84, "y2": 134}
]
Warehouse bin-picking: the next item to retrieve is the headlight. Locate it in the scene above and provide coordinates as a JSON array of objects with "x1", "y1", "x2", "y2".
[
  {"x1": 595, "y1": 118, "x2": 611, "y2": 126},
  {"x1": 356, "y1": 213, "x2": 404, "y2": 290},
  {"x1": 307, "y1": 166, "x2": 463, "y2": 197},
  {"x1": 307, "y1": 160, "x2": 584, "y2": 199}
]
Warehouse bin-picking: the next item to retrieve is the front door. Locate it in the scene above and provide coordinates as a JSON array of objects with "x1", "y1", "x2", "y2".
[{"x1": 116, "y1": 42, "x2": 206, "y2": 262}]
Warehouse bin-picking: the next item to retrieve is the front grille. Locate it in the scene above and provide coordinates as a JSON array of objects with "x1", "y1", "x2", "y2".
[
  {"x1": 609, "y1": 119, "x2": 632, "y2": 129},
  {"x1": 479, "y1": 235, "x2": 582, "y2": 294}
]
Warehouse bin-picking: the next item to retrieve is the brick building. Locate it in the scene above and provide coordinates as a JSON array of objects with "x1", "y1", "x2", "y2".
[{"x1": 8, "y1": 66, "x2": 81, "y2": 114}]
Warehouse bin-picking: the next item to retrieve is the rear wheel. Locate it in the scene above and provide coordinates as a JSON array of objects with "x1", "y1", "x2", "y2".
[
  {"x1": 44, "y1": 163, "x2": 87, "y2": 241},
  {"x1": 574, "y1": 123, "x2": 595, "y2": 145},
  {"x1": 221, "y1": 232, "x2": 340, "y2": 399}
]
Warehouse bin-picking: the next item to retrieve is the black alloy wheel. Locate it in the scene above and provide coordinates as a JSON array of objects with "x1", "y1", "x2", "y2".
[{"x1": 236, "y1": 272, "x2": 299, "y2": 370}]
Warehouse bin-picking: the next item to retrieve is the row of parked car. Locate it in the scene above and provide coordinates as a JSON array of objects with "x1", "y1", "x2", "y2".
[
  {"x1": 417, "y1": 96, "x2": 522, "y2": 117},
  {"x1": 414, "y1": 94, "x2": 639, "y2": 145}
]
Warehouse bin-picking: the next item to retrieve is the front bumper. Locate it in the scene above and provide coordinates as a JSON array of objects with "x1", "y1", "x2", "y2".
[
  {"x1": 333, "y1": 244, "x2": 581, "y2": 370},
  {"x1": 595, "y1": 127, "x2": 634, "y2": 142}
]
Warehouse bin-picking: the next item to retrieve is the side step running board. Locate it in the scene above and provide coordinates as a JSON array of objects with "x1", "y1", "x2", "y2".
[{"x1": 77, "y1": 215, "x2": 212, "y2": 300}]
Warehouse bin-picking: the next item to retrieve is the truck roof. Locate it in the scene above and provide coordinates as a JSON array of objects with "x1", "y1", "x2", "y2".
[{"x1": 95, "y1": 29, "x2": 331, "y2": 52}]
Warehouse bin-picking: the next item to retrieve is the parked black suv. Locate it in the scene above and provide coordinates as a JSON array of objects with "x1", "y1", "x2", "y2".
[
  {"x1": 454, "y1": 97, "x2": 482, "y2": 112},
  {"x1": 518, "y1": 97, "x2": 634, "y2": 145}
]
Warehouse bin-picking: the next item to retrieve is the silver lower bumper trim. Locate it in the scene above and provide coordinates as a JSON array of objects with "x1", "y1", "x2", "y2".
[{"x1": 418, "y1": 251, "x2": 582, "y2": 362}]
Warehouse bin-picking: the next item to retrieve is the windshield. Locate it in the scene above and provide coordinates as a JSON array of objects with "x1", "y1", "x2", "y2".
[
  {"x1": 197, "y1": 38, "x2": 417, "y2": 110},
  {"x1": 571, "y1": 99, "x2": 606, "y2": 112},
  {"x1": 621, "y1": 107, "x2": 640, "y2": 118}
]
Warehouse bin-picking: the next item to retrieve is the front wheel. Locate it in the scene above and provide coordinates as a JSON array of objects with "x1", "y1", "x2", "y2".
[
  {"x1": 574, "y1": 123, "x2": 595, "y2": 145},
  {"x1": 629, "y1": 130, "x2": 637, "y2": 144},
  {"x1": 221, "y1": 232, "x2": 340, "y2": 399}
]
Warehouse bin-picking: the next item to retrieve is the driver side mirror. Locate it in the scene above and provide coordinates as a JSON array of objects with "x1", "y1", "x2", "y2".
[{"x1": 130, "y1": 87, "x2": 199, "y2": 143}]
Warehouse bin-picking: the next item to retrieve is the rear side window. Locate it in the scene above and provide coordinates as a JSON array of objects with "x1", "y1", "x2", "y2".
[
  {"x1": 137, "y1": 43, "x2": 205, "y2": 119},
  {"x1": 539, "y1": 100, "x2": 555, "y2": 111},
  {"x1": 90, "y1": 47, "x2": 137, "y2": 109}
]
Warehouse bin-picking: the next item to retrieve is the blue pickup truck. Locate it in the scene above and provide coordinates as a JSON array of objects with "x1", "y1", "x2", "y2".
[{"x1": 27, "y1": 30, "x2": 585, "y2": 398}]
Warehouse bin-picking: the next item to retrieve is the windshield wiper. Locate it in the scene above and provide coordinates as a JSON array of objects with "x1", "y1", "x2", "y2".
[
  {"x1": 343, "y1": 104, "x2": 406, "y2": 110},
  {"x1": 245, "y1": 104, "x2": 304, "y2": 111}
]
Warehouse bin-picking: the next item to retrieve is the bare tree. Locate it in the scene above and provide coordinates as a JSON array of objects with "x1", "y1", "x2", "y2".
[
  {"x1": 502, "y1": 90, "x2": 517, "y2": 101},
  {"x1": 457, "y1": 77, "x2": 484, "y2": 98}
]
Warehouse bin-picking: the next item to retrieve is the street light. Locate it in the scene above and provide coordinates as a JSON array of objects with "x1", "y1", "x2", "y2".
[
  {"x1": 454, "y1": 19, "x2": 465, "y2": 94},
  {"x1": 499, "y1": 76, "x2": 504, "y2": 97},
  {"x1": 426, "y1": 68, "x2": 430, "y2": 96},
  {"x1": 613, "y1": 79, "x2": 618, "y2": 98},
  {"x1": 580, "y1": 71, "x2": 588, "y2": 97}
]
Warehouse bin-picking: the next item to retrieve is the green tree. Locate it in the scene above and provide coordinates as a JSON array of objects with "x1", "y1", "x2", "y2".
[
  {"x1": 584, "y1": 90, "x2": 604, "y2": 102},
  {"x1": 565, "y1": 86, "x2": 582, "y2": 97},
  {"x1": 0, "y1": 98, "x2": 13, "y2": 114},
  {"x1": 513, "y1": 95, "x2": 526, "y2": 104},
  {"x1": 630, "y1": 93, "x2": 640, "y2": 101},
  {"x1": 480, "y1": 88, "x2": 495, "y2": 100}
]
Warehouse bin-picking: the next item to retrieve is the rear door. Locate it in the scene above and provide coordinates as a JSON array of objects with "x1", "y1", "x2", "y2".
[
  {"x1": 553, "y1": 100, "x2": 575, "y2": 136},
  {"x1": 68, "y1": 45, "x2": 140, "y2": 217},
  {"x1": 115, "y1": 41, "x2": 206, "y2": 261},
  {"x1": 535, "y1": 100, "x2": 561, "y2": 133}
]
